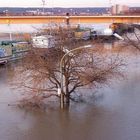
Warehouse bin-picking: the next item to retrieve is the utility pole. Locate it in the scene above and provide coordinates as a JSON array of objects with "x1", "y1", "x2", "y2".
[
  {"x1": 109, "y1": 0, "x2": 112, "y2": 15},
  {"x1": 42, "y1": 0, "x2": 46, "y2": 14}
]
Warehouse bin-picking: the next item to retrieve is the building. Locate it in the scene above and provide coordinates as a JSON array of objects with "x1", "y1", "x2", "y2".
[{"x1": 111, "y1": 4, "x2": 129, "y2": 15}]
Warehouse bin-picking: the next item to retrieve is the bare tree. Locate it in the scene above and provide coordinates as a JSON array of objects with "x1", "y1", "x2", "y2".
[
  {"x1": 12, "y1": 26, "x2": 124, "y2": 109},
  {"x1": 123, "y1": 26, "x2": 140, "y2": 50}
]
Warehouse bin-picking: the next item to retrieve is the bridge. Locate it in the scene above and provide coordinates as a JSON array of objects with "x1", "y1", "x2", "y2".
[{"x1": 0, "y1": 16, "x2": 139, "y2": 24}]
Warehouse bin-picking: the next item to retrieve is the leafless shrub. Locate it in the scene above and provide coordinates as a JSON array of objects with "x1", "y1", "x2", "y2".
[{"x1": 123, "y1": 27, "x2": 140, "y2": 51}]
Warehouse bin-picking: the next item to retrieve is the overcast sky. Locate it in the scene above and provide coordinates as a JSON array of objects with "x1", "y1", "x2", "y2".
[{"x1": 0, "y1": 0, "x2": 139, "y2": 7}]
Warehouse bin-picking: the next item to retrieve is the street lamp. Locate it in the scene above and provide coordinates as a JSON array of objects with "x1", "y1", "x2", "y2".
[
  {"x1": 6, "y1": 19, "x2": 12, "y2": 41},
  {"x1": 59, "y1": 45, "x2": 92, "y2": 108}
]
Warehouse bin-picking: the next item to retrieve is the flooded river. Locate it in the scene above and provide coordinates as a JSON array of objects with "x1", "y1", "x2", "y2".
[
  {"x1": 1, "y1": 47, "x2": 140, "y2": 140},
  {"x1": 0, "y1": 23, "x2": 110, "y2": 33}
]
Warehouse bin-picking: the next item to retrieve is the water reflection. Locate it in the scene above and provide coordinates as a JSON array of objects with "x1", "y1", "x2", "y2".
[{"x1": 1, "y1": 45, "x2": 140, "y2": 140}]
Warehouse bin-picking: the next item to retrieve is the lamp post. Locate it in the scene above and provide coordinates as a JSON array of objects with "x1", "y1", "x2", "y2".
[
  {"x1": 59, "y1": 45, "x2": 92, "y2": 109},
  {"x1": 6, "y1": 19, "x2": 12, "y2": 41},
  {"x1": 66, "y1": 13, "x2": 70, "y2": 25},
  {"x1": 42, "y1": 0, "x2": 46, "y2": 14}
]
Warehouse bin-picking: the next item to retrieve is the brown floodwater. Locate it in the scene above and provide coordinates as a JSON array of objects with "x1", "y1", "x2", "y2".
[{"x1": 1, "y1": 48, "x2": 140, "y2": 140}]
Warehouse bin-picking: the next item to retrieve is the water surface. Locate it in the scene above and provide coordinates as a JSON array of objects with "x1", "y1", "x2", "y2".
[{"x1": 1, "y1": 50, "x2": 140, "y2": 140}]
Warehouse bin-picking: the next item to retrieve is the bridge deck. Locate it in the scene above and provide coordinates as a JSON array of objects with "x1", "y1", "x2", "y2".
[{"x1": 0, "y1": 16, "x2": 139, "y2": 24}]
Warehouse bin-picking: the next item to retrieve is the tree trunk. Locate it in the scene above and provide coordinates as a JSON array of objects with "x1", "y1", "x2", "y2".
[
  {"x1": 60, "y1": 92, "x2": 65, "y2": 109},
  {"x1": 64, "y1": 71, "x2": 70, "y2": 108},
  {"x1": 66, "y1": 94, "x2": 70, "y2": 106}
]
